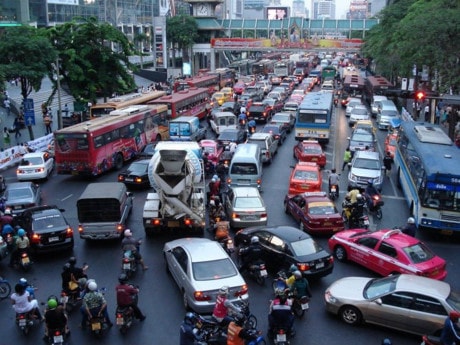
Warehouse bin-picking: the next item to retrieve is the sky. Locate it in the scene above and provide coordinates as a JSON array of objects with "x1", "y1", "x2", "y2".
[{"x1": 280, "y1": 0, "x2": 352, "y2": 19}]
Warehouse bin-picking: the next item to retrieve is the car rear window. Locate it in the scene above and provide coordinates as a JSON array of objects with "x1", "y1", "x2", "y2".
[
  {"x1": 402, "y1": 243, "x2": 435, "y2": 263},
  {"x1": 193, "y1": 258, "x2": 237, "y2": 281},
  {"x1": 32, "y1": 213, "x2": 67, "y2": 232},
  {"x1": 290, "y1": 238, "x2": 323, "y2": 256},
  {"x1": 230, "y1": 163, "x2": 257, "y2": 175},
  {"x1": 354, "y1": 158, "x2": 380, "y2": 170},
  {"x1": 20, "y1": 157, "x2": 43, "y2": 166},
  {"x1": 77, "y1": 199, "x2": 121, "y2": 222},
  {"x1": 234, "y1": 197, "x2": 263, "y2": 208},
  {"x1": 293, "y1": 170, "x2": 318, "y2": 180}
]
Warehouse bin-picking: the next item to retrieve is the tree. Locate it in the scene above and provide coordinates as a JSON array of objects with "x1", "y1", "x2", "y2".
[
  {"x1": 0, "y1": 26, "x2": 56, "y2": 139},
  {"x1": 46, "y1": 17, "x2": 137, "y2": 104},
  {"x1": 166, "y1": 15, "x2": 199, "y2": 68},
  {"x1": 134, "y1": 32, "x2": 149, "y2": 69}
]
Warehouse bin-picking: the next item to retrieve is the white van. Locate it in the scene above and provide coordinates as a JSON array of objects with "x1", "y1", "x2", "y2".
[
  {"x1": 376, "y1": 100, "x2": 399, "y2": 130},
  {"x1": 210, "y1": 111, "x2": 237, "y2": 135},
  {"x1": 371, "y1": 95, "x2": 388, "y2": 116},
  {"x1": 227, "y1": 144, "x2": 262, "y2": 190}
]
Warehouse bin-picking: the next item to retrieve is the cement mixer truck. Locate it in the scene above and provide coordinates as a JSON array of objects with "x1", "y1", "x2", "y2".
[{"x1": 143, "y1": 141, "x2": 206, "y2": 235}]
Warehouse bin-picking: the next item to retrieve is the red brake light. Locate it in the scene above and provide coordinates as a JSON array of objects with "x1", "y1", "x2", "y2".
[
  {"x1": 78, "y1": 224, "x2": 83, "y2": 233},
  {"x1": 297, "y1": 263, "x2": 310, "y2": 271},
  {"x1": 31, "y1": 233, "x2": 40, "y2": 244},
  {"x1": 66, "y1": 227, "x2": 73, "y2": 238},
  {"x1": 194, "y1": 291, "x2": 211, "y2": 301},
  {"x1": 235, "y1": 284, "x2": 248, "y2": 297},
  {"x1": 184, "y1": 218, "x2": 192, "y2": 226}
]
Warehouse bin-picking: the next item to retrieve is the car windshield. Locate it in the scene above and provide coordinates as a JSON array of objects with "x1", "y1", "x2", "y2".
[
  {"x1": 302, "y1": 146, "x2": 322, "y2": 154},
  {"x1": 20, "y1": 157, "x2": 43, "y2": 166},
  {"x1": 352, "y1": 108, "x2": 369, "y2": 115},
  {"x1": 402, "y1": 243, "x2": 435, "y2": 264},
  {"x1": 353, "y1": 158, "x2": 380, "y2": 170},
  {"x1": 193, "y1": 258, "x2": 237, "y2": 281},
  {"x1": 290, "y1": 238, "x2": 324, "y2": 256},
  {"x1": 363, "y1": 275, "x2": 398, "y2": 299},
  {"x1": 263, "y1": 99, "x2": 275, "y2": 106},
  {"x1": 8, "y1": 188, "x2": 33, "y2": 199},
  {"x1": 234, "y1": 196, "x2": 263, "y2": 208},
  {"x1": 32, "y1": 213, "x2": 67, "y2": 232},
  {"x1": 293, "y1": 170, "x2": 318, "y2": 180},
  {"x1": 128, "y1": 162, "x2": 148, "y2": 173}
]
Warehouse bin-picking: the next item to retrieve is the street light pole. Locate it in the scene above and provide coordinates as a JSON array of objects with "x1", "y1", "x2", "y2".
[{"x1": 55, "y1": 56, "x2": 63, "y2": 130}]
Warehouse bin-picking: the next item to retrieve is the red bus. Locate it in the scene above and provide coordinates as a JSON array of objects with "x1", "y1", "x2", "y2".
[
  {"x1": 89, "y1": 90, "x2": 166, "y2": 118},
  {"x1": 208, "y1": 68, "x2": 236, "y2": 88},
  {"x1": 173, "y1": 74, "x2": 220, "y2": 93},
  {"x1": 148, "y1": 87, "x2": 210, "y2": 120},
  {"x1": 252, "y1": 59, "x2": 275, "y2": 76},
  {"x1": 364, "y1": 75, "x2": 393, "y2": 104},
  {"x1": 54, "y1": 104, "x2": 169, "y2": 176},
  {"x1": 343, "y1": 74, "x2": 366, "y2": 96}
]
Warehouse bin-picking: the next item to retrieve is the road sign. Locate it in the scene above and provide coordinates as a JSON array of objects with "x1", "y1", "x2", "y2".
[
  {"x1": 23, "y1": 98, "x2": 34, "y2": 111},
  {"x1": 24, "y1": 109, "x2": 36, "y2": 126}
]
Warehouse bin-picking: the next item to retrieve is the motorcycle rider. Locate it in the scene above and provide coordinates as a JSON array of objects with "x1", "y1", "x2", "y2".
[
  {"x1": 238, "y1": 111, "x2": 247, "y2": 127},
  {"x1": 0, "y1": 208, "x2": 14, "y2": 228},
  {"x1": 364, "y1": 180, "x2": 380, "y2": 210},
  {"x1": 121, "y1": 229, "x2": 148, "y2": 270},
  {"x1": 381, "y1": 339, "x2": 392, "y2": 345},
  {"x1": 10, "y1": 283, "x2": 42, "y2": 320},
  {"x1": 43, "y1": 297, "x2": 70, "y2": 342},
  {"x1": 9, "y1": 228, "x2": 30, "y2": 268},
  {"x1": 287, "y1": 271, "x2": 312, "y2": 300},
  {"x1": 227, "y1": 314, "x2": 258, "y2": 345},
  {"x1": 238, "y1": 236, "x2": 263, "y2": 273},
  {"x1": 346, "y1": 185, "x2": 361, "y2": 204},
  {"x1": 81, "y1": 280, "x2": 112, "y2": 330},
  {"x1": 180, "y1": 312, "x2": 201, "y2": 345},
  {"x1": 61, "y1": 257, "x2": 88, "y2": 293},
  {"x1": 212, "y1": 286, "x2": 241, "y2": 326},
  {"x1": 401, "y1": 217, "x2": 417, "y2": 237},
  {"x1": 268, "y1": 288, "x2": 294, "y2": 338},
  {"x1": 440, "y1": 311, "x2": 460, "y2": 345},
  {"x1": 328, "y1": 168, "x2": 340, "y2": 195},
  {"x1": 115, "y1": 273, "x2": 146, "y2": 321},
  {"x1": 248, "y1": 119, "x2": 256, "y2": 134},
  {"x1": 18, "y1": 278, "x2": 35, "y2": 299}
]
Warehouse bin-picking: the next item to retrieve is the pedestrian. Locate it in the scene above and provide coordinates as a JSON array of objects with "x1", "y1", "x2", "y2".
[
  {"x1": 3, "y1": 127, "x2": 11, "y2": 148},
  {"x1": 63, "y1": 104, "x2": 69, "y2": 117},
  {"x1": 13, "y1": 117, "x2": 21, "y2": 139},
  {"x1": 342, "y1": 147, "x2": 352, "y2": 171},
  {"x1": 43, "y1": 114, "x2": 52, "y2": 134},
  {"x1": 3, "y1": 98, "x2": 10, "y2": 116},
  {"x1": 435, "y1": 108, "x2": 441, "y2": 124},
  {"x1": 383, "y1": 151, "x2": 393, "y2": 177},
  {"x1": 424, "y1": 103, "x2": 430, "y2": 122}
]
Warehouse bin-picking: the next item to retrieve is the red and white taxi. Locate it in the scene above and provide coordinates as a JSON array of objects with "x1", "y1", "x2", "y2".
[
  {"x1": 328, "y1": 228, "x2": 447, "y2": 280},
  {"x1": 200, "y1": 139, "x2": 224, "y2": 166},
  {"x1": 288, "y1": 162, "x2": 322, "y2": 195},
  {"x1": 384, "y1": 132, "x2": 398, "y2": 159},
  {"x1": 293, "y1": 140, "x2": 326, "y2": 168},
  {"x1": 284, "y1": 192, "x2": 344, "y2": 234}
]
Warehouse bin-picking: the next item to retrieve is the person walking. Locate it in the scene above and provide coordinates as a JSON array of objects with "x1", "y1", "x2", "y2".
[
  {"x1": 43, "y1": 114, "x2": 53, "y2": 134},
  {"x1": 3, "y1": 98, "x2": 10, "y2": 116},
  {"x1": 13, "y1": 117, "x2": 21, "y2": 139},
  {"x1": 3, "y1": 127, "x2": 11, "y2": 148},
  {"x1": 383, "y1": 151, "x2": 393, "y2": 177},
  {"x1": 424, "y1": 103, "x2": 430, "y2": 122},
  {"x1": 342, "y1": 147, "x2": 352, "y2": 171}
]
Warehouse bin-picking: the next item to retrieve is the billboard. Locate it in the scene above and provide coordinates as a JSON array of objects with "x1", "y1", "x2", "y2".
[
  {"x1": 47, "y1": 0, "x2": 78, "y2": 5},
  {"x1": 266, "y1": 6, "x2": 289, "y2": 20}
]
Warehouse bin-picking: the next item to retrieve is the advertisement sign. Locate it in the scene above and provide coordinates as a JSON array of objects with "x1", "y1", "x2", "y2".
[
  {"x1": 266, "y1": 7, "x2": 289, "y2": 20},
  {"x1": 47, "y1": 0, "x2": 79, "y2": 5}
]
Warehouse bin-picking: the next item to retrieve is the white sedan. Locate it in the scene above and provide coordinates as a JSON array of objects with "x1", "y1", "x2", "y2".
[
  {"x1": 17, "y1": 152, "x2": 54, "y2": 181},
  {"x1": 164, "y1": 237, "x2": 248, "y2": 313}
]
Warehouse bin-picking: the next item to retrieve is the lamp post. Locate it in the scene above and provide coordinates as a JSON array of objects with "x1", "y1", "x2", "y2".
[{"x1": 54, "y1": 57, "x2": 63, "y2": 130}]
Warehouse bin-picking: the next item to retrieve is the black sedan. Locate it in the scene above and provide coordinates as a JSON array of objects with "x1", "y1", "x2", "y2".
[
  {"x1": 217, "y1": 129, "x2": 248, "y2": 147},
  {"x1": 234, "y1": 225, "x2": 334, "y2": 279},
  {"x1": 261, "y1": 124, "x2": 287, "y2": 145},
  {"x1": 117, "y1": 159, "x2": 151, "y2": 188}
]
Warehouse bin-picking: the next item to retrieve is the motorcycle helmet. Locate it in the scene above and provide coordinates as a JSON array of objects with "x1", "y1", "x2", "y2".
[
  {"x1": 17, "y1": 229, "x2": 26, "y2": 237},
  {"x1": 218, "y1": 286, "x2": 229, "y2": 295},
  {"x1": 381, "y1": 339, "x2": 392, "y2": 345},
  {"x1": 211, "y1": 178, "x2": 217, "y2": 183},
  {"x1": 87, "y1": 281, "x2": 98, "y2": 291},
  {"x1": 449, "y1": 311, "x2": 460, "y2": 321},
  {"x1": 19, "y1": 278, "x2": 28, "y2": 286},
  {"x1": 212, "y1": 175, "x2": 219, "y2": 181},
  {"x1": 250, "y1": 236, "x2": 259, "y2": 244},
  {"x1": 47, "y1": 298, "x2": 58, "y2": 309},
  {"x1": 407, "y1": 217, "x2": 415, "y2": 224},
  {"x1": 68, "y1": 256, "x2": 77, "y2": 265},
  {"x1": 289, "y1": 264, "x2": 298, "y2": 273},
  {"x1": 118, "y1": 273, "x2": 128, "y2": 284},
  {"x1": 124, "y1": 229, "x2": 132, "y2": 237},
  {"x1": 356, "y1": 194, "x2": 363, "y2": 200},
  {"x1": 184, "y1": 312, "x2": 197, "y2": 324},
  {"x1": 293, "y1": 270, "x2": 302, "y2": 279},
  {"x1": 62, "y1": 263, "x2": 71, "y2": 271}
]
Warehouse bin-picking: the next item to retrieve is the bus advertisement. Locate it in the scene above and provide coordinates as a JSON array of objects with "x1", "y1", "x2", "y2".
[
  {"x1": 274, "y1": 60, "x2": 295, "y2": 77},
  {"x1": 252, "y1": 59, "x2": 275, "y2": 76},
  {"x1": 295, "y1": 91, "x2": 334, "y2": 144},
  {"x1": 394, "y1": 121, "x2": 460, "y2": 235},
  {"x1": 148, "y1": 87, "x2": 210, "y2": 120},
  {"x1": 364, "y1": 75, "x2": 393, "y2": 105},
  {"x1": 54, "y1": 104, "x2": 169, "y2": 176},
  {"x1": 172, "y1": 74, "x2": 220, "y2": 93},
  {"x1": 89, "y1": 90, "x2": 166, "y2": 118}
]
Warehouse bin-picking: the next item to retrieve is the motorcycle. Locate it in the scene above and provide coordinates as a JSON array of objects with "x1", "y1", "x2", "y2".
[
  {"x1": 271, "y1": 327, "x2": 291, "y2": 345},
  {"x1": 329, "y1": 184, "x2": 339, "y2": 201},
  {"x1": 247, "y1": 259, "x2": 268, "y2": 286},
  {"x1": 0, "y1": 276, "x2": 12, "y2": 300},
  {"x1": 365, "y1": 193, "x2": 384, "y2": 219},
  {"x1": 214, "y1": 220, "x2": 234, "y2": 255},
  {"x1": 229, "y1": 297, "x2": 258, "y2": 329},
  {"x1": 121, "y1": 250, "x2": 137, "y2": 278},
  {"x1": 88, "y1": 316, "x2": 109, "y2": 338},
  {"x1": 290, "y1": 292, "x2": 310, "y2": 319},
  {"x1": 15, "y1": 250, "x2": 32, "y2": 272},
  {"x1": 60, "y1": 287, "x2": 82, "y2": 313},
  {"x1": 115, "y1": 291, "x2": 138, "y2": 334},
  {"x1": 420, "y1": 335, "x2": 442, "y2": 345},
  {"x1": 341, "y1": 200, "x2": 369, "y2": 229},
  {"x1": 46, "y1": 328, "x2": 66, "y2": 345},
  {"x1": 16, "y1": 311, "x2": 35, "y2": 335},
  {"x1": 204, "y1": 160, "x2": 216, "y2": 178},
  {"x1": 272, "y1": 270, "x2": 289, "y2": 295}
]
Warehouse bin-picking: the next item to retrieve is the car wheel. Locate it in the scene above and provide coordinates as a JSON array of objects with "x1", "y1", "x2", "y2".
[
  {"x1": 334, "y1": 245, "x2": 347, "y2": 262},
  {"x1": 340, "y1": 305, "x2": 362, "y2": 325},
  {"x1": 183, "y1": 290, "x2": 191, "y2": 311}
]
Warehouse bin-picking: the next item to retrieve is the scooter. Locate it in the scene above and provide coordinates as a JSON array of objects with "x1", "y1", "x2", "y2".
[
  {"x1": 14, "y1": 251, "x2": 33, "y2": 272},
  {"x1": 329, "y1": 184, "x2": 339, "y2": 201},
  {"x1": 60, "y1": 287, "x2": 82, "y2": 313},
  {"x1": 115, "y1": 292, "x2": 138, "y2": 334},
  {"x1": 121, "y1": 250, "x2": 137, "y2": 278},
  {"x1": 247, "y1": 260, "x2": 268, "y2": 286},
  {"x1": 365, "y1": 193, "x2": 384, "y2": 220},
  {"x1": 271, "y1": 327, "x2": 291, "y2": 345},
  {"x1": 46, "y1": 328, "x2": 67, "y2": 345},
  {"x1": 290, "y1": 292, "x2": 310, "y2": 319},
  {"x1": 16, "y1": 311, "x2": 35, "y2": 335}
]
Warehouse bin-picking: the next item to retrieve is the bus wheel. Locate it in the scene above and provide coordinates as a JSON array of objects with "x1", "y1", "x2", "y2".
[{"x1": 115, "y1": 154, "x2": 123, "y2": 170}]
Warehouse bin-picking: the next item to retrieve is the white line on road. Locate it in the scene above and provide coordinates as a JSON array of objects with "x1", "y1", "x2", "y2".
[{"x1": 61, "y1": 194, "x2": 73, "y2": 201}]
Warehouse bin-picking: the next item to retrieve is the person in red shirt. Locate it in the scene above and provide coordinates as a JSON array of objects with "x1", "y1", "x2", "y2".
[{"x1": 115, "y1": 274, "x2": 146, "y2": 321}]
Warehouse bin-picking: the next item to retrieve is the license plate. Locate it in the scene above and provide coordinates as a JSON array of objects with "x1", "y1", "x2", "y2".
[
  {"x1": 331, "y1": 186, "x2": 336, "y2": 192},
  {"x1": 324, "y1": 222, "x2": 332, "y2": 226},
  {"x1": 244, "y1": 215, "x2": 258, "y2": 220},
  {"x1": 276, "y1": 334, "x2": 287, "y2": 342},
  {"x1": 316, "y1": 262, "x2": 324, "y2": 269},
  {"x1": 364, "y1": 219, "x2": 370, "y2": 225},
  {"x1": 441, "y1": 229, "x2": 453, "y2": 236},
  {"x1": 301, "y1": 184, "x2": 310, "y2": 189},
  {"x1": 53, "y1": 335, "x2": 64, "y2": 343},
  {"x1": 125, "y1": 178, "x2": 133, "y2": 182},
  {"x1": 91, "y1": 322, "x2": 101, "y2": 331},
  {"x1": 301, "y1": 302, "x2": 309, "y2": 310},
  {"x1": 123, "y1": 263, "x2": 131, "y2": 269},
  {"x1": 48, "y1": 236, "x2": 59, "y2": 242},
  {"x1": 260, "y1": 269, "x2": 268, "y2": 277},
  {"x1": 18, "y1": 319, "x2": 26, "y2": 326},
  {"x1": 311, "y1": 158, "x2": 318, "y2": 161},
  {"x1": 116, "y1": 317, "x2": 124, "y2": 325},
  {"x1": 21, "y1": 257, "x2": 30, "y2": 264},
  {"x1": 168, "y1": 221, "x2": 180, "y2": 227}
]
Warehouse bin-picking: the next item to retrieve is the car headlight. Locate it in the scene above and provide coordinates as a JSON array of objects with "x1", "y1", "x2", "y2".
[
  {"x1": 349, "y1": 173, "x2": 357, "y2": 182},
  {"x1": 325, "y1": 290, "x2": 337, "y2": 304}
]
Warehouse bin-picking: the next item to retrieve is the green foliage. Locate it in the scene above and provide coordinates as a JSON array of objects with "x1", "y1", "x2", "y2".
[
  {"x1": 0, "y1": 26, "x2": 56, "y2": 100},
  {"x1": 166, "y1": 15, "x2": 199, "y2": 50},
  {"x1": 46, "y1": 17, "x2": 137, "y2": 102},
  {"x1": 362, "y1": 0, "x2": 460, "y2": 92}
]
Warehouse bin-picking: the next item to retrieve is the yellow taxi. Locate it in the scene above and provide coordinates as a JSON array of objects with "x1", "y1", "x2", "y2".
[
  {"x1": 211, "y1": 92, "x2": 227, "y2": 107},
  {"x1": 220, "y1": 87, "x2": 234, "y2": 100}
]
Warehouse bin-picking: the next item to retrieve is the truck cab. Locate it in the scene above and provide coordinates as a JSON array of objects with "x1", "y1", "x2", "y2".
[{"x1": 169, "y1": 116, "x2": 207, "y2": 142}]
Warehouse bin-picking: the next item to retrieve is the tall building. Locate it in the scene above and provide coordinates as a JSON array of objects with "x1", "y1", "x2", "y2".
[
  {"x1": 311, "y1": 0, "x2": 335, "y2": 19},
  {"x1": 292, "y1": 0, "x2": 308, "y2": 18},
  {"x1": 347, "y1": 0, "x2": 369, "y2": 19}
]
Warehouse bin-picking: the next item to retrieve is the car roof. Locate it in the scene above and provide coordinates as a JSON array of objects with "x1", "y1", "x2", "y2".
[
  {"x1": 166, "y1": 238, "x2": 227, "y2": 263},
  {"x1": 7, "y1": 182, "x2": 34, "y2": 189},
  {"x1": 248, "y1": 133, "x2": 272, "y2": 140},
  {"x1": 231, "y1": 187, "x2": 261, "y2": 197},
  {"x1": 395, "y1": 274, "x2": 450, "y2": 299},
  {"x1": 353, "y1": 150, "x2": 380, "y2": 159},
  {"x1": 21, "y1": 152, "x2": 46, "y2": 159},
  {"x1": 246, "y1": 225, "x2": 311, "y2": 242},
  {"x1": 370, "y1": 229, "x2": 419, "y2": 246}
]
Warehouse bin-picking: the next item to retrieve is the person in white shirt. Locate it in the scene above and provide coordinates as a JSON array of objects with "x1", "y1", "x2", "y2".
[{"x1": 11, "y1": 283, "x2": 41, "y2": 318}]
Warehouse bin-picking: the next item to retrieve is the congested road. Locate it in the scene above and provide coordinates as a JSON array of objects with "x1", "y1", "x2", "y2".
[{"x1": 0, "y1": 90, "x2": 459, "y2": 345}]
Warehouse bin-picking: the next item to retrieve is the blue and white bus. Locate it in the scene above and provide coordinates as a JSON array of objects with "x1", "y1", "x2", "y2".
[
  {"x1": 295, "y1": 91, "x2": 334, "y2": 144},
  {"x1": 394, "y1": 121, "x2": 460, "y2": 235}
]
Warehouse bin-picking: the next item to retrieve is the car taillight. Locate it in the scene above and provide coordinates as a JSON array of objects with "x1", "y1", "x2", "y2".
[
  {"x1": 116, "y1": 313, "x2": 123, "y2": 319},
  {"x1": 184, "y1": 218, "x2": 192, "y2": 226},
  {"x1": 118, "y1": 176, "x2": 125, "y2": 182},
  {"x1": 235, "y1": 284, "x2": 248, "y2": 297},
  {"x1": 194, "y1": 291, "x2": 211, "y2": 301},
  {"x1": 66, "y1": 227, "x2": 73, "y2": 238},
  {"x1": 153, "y1": 219, "x2": 161, "y2": 226},
  {"x1": 117, "y1": 224, "x2": 124, "y2": 232},
  {"x1": 297, "y1": 263, "x2": 310, "y2": 271},
  {"x1": 78, "y1": 224, "x2": 83, "y2": 233},
  {"x1": 256, "y1": 178, "x2": 261, "y2": 185},
  {"x1": 232, "y1": 213, "x2": 239, "y2": 219},
  {"x1": 31, "y1": 233, "x2": 40, "y2": 244},
  {"x1": 328, "y1": 256, "x2": 334, "y2": 264},
  {"x1": 261, "y1": 213, "x2": 267, "y2": 218},
  {"x1": 227, "y1": 178, "x2": 232, "y2": 184}
]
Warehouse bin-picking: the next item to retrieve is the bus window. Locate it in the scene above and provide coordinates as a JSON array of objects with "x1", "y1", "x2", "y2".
[
  {"x1": 94, "y1": 136, "x2": 104, "y2": 148},
  {"x1": 77, "y1": 139, "x2": 89, "y2": 150}
]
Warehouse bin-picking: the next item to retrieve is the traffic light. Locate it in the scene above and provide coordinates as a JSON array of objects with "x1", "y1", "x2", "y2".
[{"x1": 415, "y1": 90, "x2": 426, "y2": 102}]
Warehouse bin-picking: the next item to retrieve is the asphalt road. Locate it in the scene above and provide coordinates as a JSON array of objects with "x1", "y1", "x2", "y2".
[{"x1": 0, "y1": 96, "x2": 459, "y2": 345}]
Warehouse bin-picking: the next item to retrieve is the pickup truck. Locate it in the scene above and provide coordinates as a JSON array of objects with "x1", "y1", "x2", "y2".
[{"x1": 247, "y1": 102, "x2": 272, "y2": 123}]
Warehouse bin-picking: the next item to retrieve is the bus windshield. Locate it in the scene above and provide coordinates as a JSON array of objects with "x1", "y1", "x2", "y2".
[
  {"x1": 298, "y1": 111, "x2": 327, "y2": 124},
  {"x1": 422, "y1": 187, "x2": 460, "y2": 211}
]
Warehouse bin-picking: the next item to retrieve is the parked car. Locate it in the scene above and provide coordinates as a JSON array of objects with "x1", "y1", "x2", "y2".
[
  {"x1": 324, "y1": 274, "x2": 460, "y2": 336},
  {"x1": 16, "y1": 151, "x2": 54, "y2": 181},
  {"x1": 117, "y1": 159, "x2": 151, "y2": 188},
  {"x1": 293, "y1": 140, "x2": 326, "y2": 168},
  {"x1": 284, "y1": 192, "x2": 344, "y2": 234},
  {"x1": 271, "y1": 112, "x2": 296, "y2": 133},
  {"x1": 223, "y1": 187, "x2": 268, "y2": 229},
  {"x1": 4, "y1": 182, "x2": 42, "y2": 214},
  {"x1": 288, "y1": 162, "x2": 322, "y2": 194},
  {"x1": 261, "y1": 123, "x2": 287, "y2": 145},
  {"x1": 14, "y1": 205, "x2": 74, "y2": 254},
  {"x1": 329, "y1": 228, "x2": 447, "y2": 280},
  {"x1": 163, "y1": 238, "x2": 248, "y2": 313}
]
